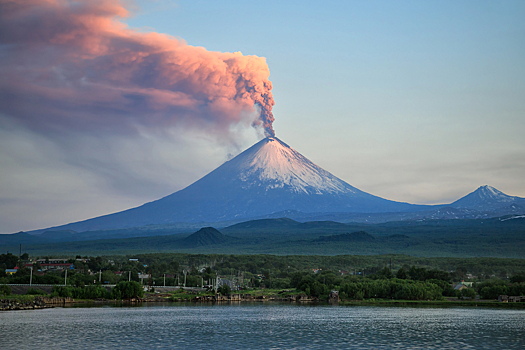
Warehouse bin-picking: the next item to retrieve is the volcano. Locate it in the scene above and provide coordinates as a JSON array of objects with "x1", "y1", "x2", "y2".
[
  {"x1": 43, "y1": 137, "x2": 430, "y2": 232},
  {"x1": 450, "y1": 185, "x2": 525, "y2": 212}
]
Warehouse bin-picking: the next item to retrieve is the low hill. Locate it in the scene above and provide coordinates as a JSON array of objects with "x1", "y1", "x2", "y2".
[{"x1": 177, "y1": 227, "x2": 236, "y2": 247}]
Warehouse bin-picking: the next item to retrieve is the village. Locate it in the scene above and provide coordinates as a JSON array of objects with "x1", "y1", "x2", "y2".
[{"x1": 2, "y1": 252, "x2": 525, "y2": 309}]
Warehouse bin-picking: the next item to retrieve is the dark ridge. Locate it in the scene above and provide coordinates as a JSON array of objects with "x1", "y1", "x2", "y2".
[
  {"x1": 314, "y1": 231, "x2": 375, "y2": 242},
  {"x1": 297, "y1": 221, "x2": 350, "y2": 230},
  {"x1": 39, "y1": 230, "x2": 78, "y2": 241},
  {"x1": 224, "y1": 218, "x2": 300, "y2": 230},
  {"x1": 384, "y1": 234, "x2": 411, "y2": 240},
  {"x1": 0, "y1": 231, "x2": 44, "y2": 245}
]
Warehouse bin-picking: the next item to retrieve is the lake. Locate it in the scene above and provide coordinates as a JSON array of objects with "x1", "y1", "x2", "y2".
[{"x1": 1, "y1": 303, "x2": 524, "y2": 349}]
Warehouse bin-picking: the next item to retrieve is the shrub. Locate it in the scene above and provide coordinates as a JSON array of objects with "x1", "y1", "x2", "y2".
[
  {"x1": 480, "y1": 285, "x2": 507, "y2": 299},
  {"x1": 218, "y1": 284, "x2": 231, "y2": 296},
  {"x1": 0, "y1": 284, "x2": 11, "y2": 296},
  {"x1": 111, "y1": 281, "x2": 143, "y2": 299},
  {"x1": 510, "y1": 274, "x2": 525, "y2": 284},
  {"x1": 53, "y1": 285, "x2": 74, "y2": 298},
  {"x1": 26, "y1": 288, "x2": 47, "y2": 295},
  {"x1": 82, "y1": 285, "x2": 110, "y2": 299},
  {"x1": 461, "y1": 288, "x2": 476, "y2": 299}
]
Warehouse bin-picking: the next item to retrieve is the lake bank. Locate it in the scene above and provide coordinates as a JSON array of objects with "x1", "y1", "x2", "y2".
[{"x1": 2, "y1": 289, "x2": 525, "y2": 311}]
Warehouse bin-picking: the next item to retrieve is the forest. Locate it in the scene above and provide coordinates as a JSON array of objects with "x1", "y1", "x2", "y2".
[{"x1": 2, "y1": 252, "x2": 525, "y2": 301}]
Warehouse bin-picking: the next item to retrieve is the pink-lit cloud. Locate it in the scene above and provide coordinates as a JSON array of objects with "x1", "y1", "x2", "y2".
[{"x1": 0, "y1": 0, "x2": 275, "y2": 137}]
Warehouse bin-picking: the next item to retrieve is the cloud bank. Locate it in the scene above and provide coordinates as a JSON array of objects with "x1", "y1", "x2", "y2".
[
  {"x1": 0, "y1": 0, "x2": 276, "y2": 233},
  {"x1": 0, "y1": 0, "x2": 275, "y2": 138}
]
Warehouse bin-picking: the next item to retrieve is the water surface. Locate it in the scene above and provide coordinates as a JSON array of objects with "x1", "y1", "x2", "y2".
[{"x1": 1, "y1": 303, "x2": 524, "y2": 349}]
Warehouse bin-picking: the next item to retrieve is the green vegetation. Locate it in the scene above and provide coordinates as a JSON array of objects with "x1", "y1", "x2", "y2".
[
  {"x1": 0, "y1": 253, "x2": 19, "y2": 269},
  {"x1": 2, "y1": 217, "x2": 524, "y2": 257},
  {"x1": 218, "y1": 284, "x2": 231, "y2": 296},
  {"x1": 51, "y1": 281, "x2": 143, "y2": 300},
  {"x1": 2, "y1": 252, "x2": 525, "y2": 304},
  {"x1": 0, "y1": 284, "x2": 11, "y2": 296},
  {"x1": 475, "y1": 279, "x2": 525, "y2": 299},
  {"x1": 52, "y1": 285, "x2": 110, "y2": 299},
  {"x1": 25, "y1": 288, "x2": 47, "y2": 295},
  {"x1": 111, "y1": 281, "x2": 144, "y2": 299}
]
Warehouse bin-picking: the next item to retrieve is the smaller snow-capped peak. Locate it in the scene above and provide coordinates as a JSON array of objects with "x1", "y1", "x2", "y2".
[
  {"x1": 230, "y1": 137, "x2": 357, "y2": 195},
  {"x1": 475, "y1": 185, "x2": 510, "y2": 200},
  {"x1": 451, "y1": 185, "x2": 525, "y2": 210}
]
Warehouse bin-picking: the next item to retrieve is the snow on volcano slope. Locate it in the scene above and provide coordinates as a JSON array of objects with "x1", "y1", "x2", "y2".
[{"x1": 232, "y1": 137, "x2": 355, "y2": 194}]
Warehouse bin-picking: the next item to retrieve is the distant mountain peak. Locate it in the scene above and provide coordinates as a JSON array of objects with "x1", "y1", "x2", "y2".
[
  {"x1": 451, "y1": 185, "x2": 525, "y2": 211},
  {"x1": 475, "y1": 185, "x2": 508, "y2": 198}
]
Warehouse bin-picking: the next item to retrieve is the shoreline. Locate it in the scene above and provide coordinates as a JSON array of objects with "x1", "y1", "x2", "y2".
[{"x1": 2, "y1": 294, "x2": 525, "y2": 311}]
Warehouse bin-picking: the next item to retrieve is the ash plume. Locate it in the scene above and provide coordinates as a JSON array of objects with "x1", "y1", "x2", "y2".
[{"x1": 0, "y1": 0, "x2": 276, "y2": 139}]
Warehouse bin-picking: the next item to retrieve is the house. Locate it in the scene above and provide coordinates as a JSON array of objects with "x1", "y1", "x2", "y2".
[
  {"x1": 454, "y1": 281, "x2": 473, "y2": 290},
  {"x1": 218, "y1": 278, "x2": 234, "y2": 289},
  {"x1": 26, "y1": 262, "x2": 74, "y2": 271},
  {"x1": 454, "y1": 283, "x2": 469, "y2": 291},
  {"x1": 499, "y1": 295, "x2": 525, "y2": 302},
  {"x1": 5, "y1": 268, "x2": 18, "y2": 275},
  {"x1": 36, "y1": 258, "x2": 69, "y2": 264}
]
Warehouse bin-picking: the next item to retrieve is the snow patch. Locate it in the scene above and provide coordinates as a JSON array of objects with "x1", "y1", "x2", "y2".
[
  {"x1": 234, "y1": 137, "x2": 356, "y2": 194},
  {"x1": 500, "y1": 215, "x2": 525, "y2": 221},
  {"x1": 478, "y1": 185, "x2": 511, "y2": 201}
]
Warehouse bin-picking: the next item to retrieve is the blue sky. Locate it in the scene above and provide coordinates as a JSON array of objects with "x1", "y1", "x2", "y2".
[
  {"x1": 129, "y1": 0, "x2": 525, "y2": 201},
  {"x1": 1, "y1": 0, "x2": 524, "y2": 233}
]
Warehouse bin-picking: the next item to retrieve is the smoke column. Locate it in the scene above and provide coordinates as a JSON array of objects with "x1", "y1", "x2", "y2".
[{"x1": 0, "y1": 0, "x2": 276, "y2": 138}]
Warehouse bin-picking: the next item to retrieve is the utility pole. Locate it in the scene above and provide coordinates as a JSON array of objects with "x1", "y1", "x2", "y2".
[
  {"x1": 29, "y1": 266, "x2": 33, "y2": 286},
  {"x1": 99, "y1": 270, "x2": 102, "y2": 283},
  {"x1": 183, "y1": 270, "x2": 187, "y2": 287},
  {"x1": 128, "y1": 271, "x2": 131, "y2": 282},
  {"x1": 64, "y1": 268, "x2": 67, "y2": 286}
]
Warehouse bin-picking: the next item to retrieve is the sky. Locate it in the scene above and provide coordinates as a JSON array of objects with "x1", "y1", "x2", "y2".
[{"x1": 1, "y1": 0, "x2": 524, "y2": 234}]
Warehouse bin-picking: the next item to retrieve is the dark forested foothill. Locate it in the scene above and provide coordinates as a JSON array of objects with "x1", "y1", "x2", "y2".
[{"x1": 3, "y1": 216, "x2": 525, "y2": 258}]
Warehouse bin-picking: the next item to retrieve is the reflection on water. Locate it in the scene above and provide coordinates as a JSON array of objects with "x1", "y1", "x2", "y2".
[{"x1": 1, "y1": 303, "x2": 524, "y2": 349}]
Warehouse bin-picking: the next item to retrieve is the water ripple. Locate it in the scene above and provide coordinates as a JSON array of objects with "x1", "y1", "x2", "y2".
[{"x1": 1, "y1": 303, "x2": 524, "y2": 349}]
